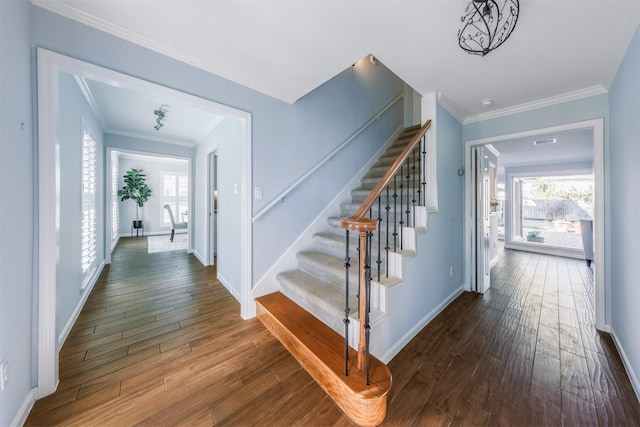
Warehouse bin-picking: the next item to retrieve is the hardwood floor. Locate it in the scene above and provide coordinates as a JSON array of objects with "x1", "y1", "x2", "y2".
[{"x1": 26, "y1": 238, "x2": 640, "y2": 426}]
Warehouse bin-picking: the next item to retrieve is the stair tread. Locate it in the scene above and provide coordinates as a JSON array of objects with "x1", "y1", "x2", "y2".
[{"x1": 256, "y1": 292, "x2": 392, "y2": 401}]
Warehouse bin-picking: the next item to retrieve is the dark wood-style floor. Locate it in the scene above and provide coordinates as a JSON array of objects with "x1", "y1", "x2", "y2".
[{"x1": 26, "y1": 238, "x2": 640, "y2": 426}]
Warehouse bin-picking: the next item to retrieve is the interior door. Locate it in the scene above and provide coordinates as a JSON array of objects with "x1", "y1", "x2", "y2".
[{"x1": 473, "y1": 146, "x2": 491, "y2": 293}]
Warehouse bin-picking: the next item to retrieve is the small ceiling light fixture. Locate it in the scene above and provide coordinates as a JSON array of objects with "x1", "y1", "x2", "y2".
[
  {"x1": 533, "y1": 138, "x2": 557, "y2": 145},
  {"x1": 154, "y1": 105, "x2": 166, "y2": 131},
  {"x1": 480, "y1": 98, "x2": 494, "y2": 108},
  {"x1": 458, "y1": 0, "x2": 519, "y2": 56}
]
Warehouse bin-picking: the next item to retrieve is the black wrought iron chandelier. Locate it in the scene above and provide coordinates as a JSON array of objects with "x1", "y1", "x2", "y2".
[{"x1": 458, "y1": 0, "x2": 519, "y2": 56}]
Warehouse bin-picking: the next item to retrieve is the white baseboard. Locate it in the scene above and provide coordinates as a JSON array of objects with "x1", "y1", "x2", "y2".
[
  {"x1": 217, "y1": 272, "x2": 240, "y2": 304},
  {"x1": 192, "y1": 249, "x2": 208, "y2": 266},
  {"x1": 59, "y1": 260, "x2": 105, "y2": 348},
  {"x1": 378, "y1": 285, "x2": 465, "y2": 363},
  {"x1": 12, "y1": 387, "x2": 36, "y2": 427},
  {"x1": 610, "y1": 328, "x2": 640, "y2": 404}
]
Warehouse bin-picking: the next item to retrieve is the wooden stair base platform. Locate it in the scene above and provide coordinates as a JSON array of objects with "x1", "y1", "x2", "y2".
[{"x1": 256, "y1": 292, "x2": 392, "y2": 427}]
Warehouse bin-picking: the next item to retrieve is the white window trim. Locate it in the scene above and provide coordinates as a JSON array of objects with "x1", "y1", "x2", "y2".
[{"x1": 81, "y1": 119, "x2": 97, "y2": 289}]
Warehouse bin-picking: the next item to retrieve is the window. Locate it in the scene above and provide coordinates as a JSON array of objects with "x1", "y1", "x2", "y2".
[
  {"x1": 111, "y1": 161, "x2": 119, "y2": 240},
  {"x1": 163, "y1": 173, "x2": 189, "y2": 224},
  {"x1": 81, "y1": 129, "x2": 97, "y2": 282}
]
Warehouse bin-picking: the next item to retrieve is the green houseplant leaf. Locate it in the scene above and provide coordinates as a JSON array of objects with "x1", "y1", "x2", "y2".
[{"x1": 117, "y1": 168, "x2": 152, "y2": 220}]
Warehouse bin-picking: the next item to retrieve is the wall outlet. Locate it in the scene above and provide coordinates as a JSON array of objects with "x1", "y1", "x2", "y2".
[{"x1": 0, "y1": 358, "x2": 8, "y2": 391}]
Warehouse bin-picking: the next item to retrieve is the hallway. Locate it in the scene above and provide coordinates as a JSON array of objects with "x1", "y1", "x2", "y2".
[
  {"x1": 25, "y1": 239, "x2": 639, "y2": 425},
  {"x1": 385, "y1": 248, "x2": 640, "y2": 425}
]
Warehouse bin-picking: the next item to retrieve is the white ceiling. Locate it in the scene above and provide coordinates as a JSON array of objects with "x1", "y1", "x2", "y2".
[
  {"x1": 34, "y1": 0, "x2": 640, "y2": 121},
  {"x1": 78, "y1": 77, "x2": 224, "y2": 147}
]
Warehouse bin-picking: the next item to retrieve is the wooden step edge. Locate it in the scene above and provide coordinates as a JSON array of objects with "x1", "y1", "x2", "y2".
[{"x1": 256, "y1": 292, "x2": 391, "y2": 427}]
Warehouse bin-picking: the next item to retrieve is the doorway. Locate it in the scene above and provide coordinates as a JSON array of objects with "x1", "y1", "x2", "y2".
[
  {"x1": 36, "y1": 48, "x2": 252, "y2": 398},
  {"x1": 464, "y1": 119, "x2": 605, "y2": 332}
]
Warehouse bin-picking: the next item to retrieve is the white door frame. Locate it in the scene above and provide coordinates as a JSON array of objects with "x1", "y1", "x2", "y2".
[
  {"x1": 36, "y1": 48, "x2": 253, "y2": 397},
  {"x1": 464, "y1": 118, "x2": 606, "y2": 331},
  {"x1": 208, "y1": 151, "x2": 217, "y2": 265}
]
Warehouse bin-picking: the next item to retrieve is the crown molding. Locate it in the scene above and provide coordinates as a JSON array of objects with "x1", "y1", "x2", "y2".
[
  {"x1": 435, "y1": 93, "x2": 465, "y2": 123},
  {"x1": 31, "y1": 0, "x2": 293, "y2": 103},
  {"x1": 105, "y1": 129, "x2": 196, "y2": 147},
  {"x1": 463, "y1": 85, "x2": 608, "y2": 124},
  {"x1": 73, "y1": 75, "x2": 106, "y2": 130}
]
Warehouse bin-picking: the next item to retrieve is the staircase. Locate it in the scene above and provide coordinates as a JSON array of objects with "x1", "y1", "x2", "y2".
[{"x1": 257, "y1": 123, "x2": 429, "y2": 426}]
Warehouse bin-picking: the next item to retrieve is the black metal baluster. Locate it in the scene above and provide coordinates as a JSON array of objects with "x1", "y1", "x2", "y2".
[
  {"x1": 399, "y1": 163, "x2": 404, "y2": 250},
  {"x1": 393, "y1": 176, "x2": 398, "y2": 252},
  {"x1": 376, "y1": 197, "x2": 382, "y2": 282},
  {"x1": 364, "y1": 230, "x2": 372, "y2": 386},
  {"x1": 385, "y1": 185, "x2": 390, "y2": 278},
  {"x1": 422, "y1": 135, "x2": 427, "y2": 206},
  {"x1": 417, "y1": 139, "x2": 422, "y2": 206},
  {"x1": 412, "y1": 148, "x2": 417, "y2": 226},
  {"x1": 406, "y1": 159, "x2": 411, "y2": 228},
  {"x1": 343, "y1": 230, "x2": 351, "y2": 377}
]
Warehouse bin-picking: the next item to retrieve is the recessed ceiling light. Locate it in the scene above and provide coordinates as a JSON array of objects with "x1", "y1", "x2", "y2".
[
  {"x1": 480, "y1": 98, "x2": 494, "y2": 108},
  {"x1": 533, "y1": 138, "x2": 557, "y2": 145}
]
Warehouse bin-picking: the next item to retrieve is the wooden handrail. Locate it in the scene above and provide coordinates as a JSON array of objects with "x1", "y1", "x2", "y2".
[{"x1": 348, "y1": 119, "x2": 431, "y2": 221}]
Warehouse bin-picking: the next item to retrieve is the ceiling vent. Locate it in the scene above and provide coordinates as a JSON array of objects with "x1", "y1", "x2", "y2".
[{"x1": 533, "y1": 138, "x2": 556, "y2": 145}]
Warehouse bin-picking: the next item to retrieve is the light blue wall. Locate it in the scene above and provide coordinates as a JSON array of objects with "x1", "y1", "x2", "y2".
[
  {"x1": 375, "y1": 103, "x2": 464, "y2": 355},
  {"x1": 56, "y1": 72, "x2": 105, "y2": 343},
  {"x1": 609, "y1": 24, "x2": 640, "y2": 397},
  {"x1": 0, "y1": 6, "x2": 409, "y2": 422},
  {"x1": 251, "y1": 62, "x2": 406, "y2": 280},
  {"x1": 463, "y1": 94, "x2": 609, "y2": 141},
  {"x1": 31, "y1": 6, "x2": 406, "y2": 286},
  {"x1": 0, "y1": 1, "x2": 35, "y2": 425}
]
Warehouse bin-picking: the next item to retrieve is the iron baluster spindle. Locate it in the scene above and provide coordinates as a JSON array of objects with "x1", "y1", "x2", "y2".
[
  {"x1": 384, "y1": 186, "x2": 390, "y2": 278},
  {"x1": 343, "y1": 230, "x2": 351, "y2": 377},
  {"x1": 406, "y1": 158, "x2": 411, "y2": 228},
  {"x1": 399, "y1": 163, "x2": 405, "y2": 250},
  {"x1": 376, "y1": 197, "x2": 382, "y2": 282},
  {"x1": 422, "y1": 135, "x2": 427, "y2": 207},
  {"x1": 412, "y1": 148, "x2": 417, "y2": 226},
  {"x1": 392, "y1": 175, "x2": 398, "y2": 252},
  {"x1": 417, "y1": 139, "x2": 423, "y2": 205},
  {"x1": 364, "y1": 230, "x2": 372, "y2": 386}
]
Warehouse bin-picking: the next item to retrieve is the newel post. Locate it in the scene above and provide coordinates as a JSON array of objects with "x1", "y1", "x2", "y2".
[{"x1": 340, "y1": 217, "x2": 377, "y2": 375}]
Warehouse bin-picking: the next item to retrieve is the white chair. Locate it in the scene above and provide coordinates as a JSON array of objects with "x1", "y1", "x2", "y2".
[{"x1": 164, "y1": 204, "x2": 187, "y2": 242}]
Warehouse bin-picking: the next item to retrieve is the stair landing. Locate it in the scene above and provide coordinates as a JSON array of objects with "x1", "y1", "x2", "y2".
[{"x1": 256, "y1": 292, "x2": 392, "y2": 426}]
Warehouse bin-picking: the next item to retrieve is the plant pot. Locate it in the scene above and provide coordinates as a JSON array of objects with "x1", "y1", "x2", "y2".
[
  {"x1": 527, "y1": 236, "x2": 544, "y2": 243},
  {"x1": 133, "y1": 220, "x2": 143, "y2": 229}
]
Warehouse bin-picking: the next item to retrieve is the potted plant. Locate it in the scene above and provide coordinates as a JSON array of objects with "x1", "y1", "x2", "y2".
[
  {"x1": 526, "y1": 230, "x2": 544, "y2": 243},
  {"x1": 118, "y1": 168, "x2": 152, "y2": 232},
  {"x1": 490, "y1": 198, "x2": 499, "y2": 212}
]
